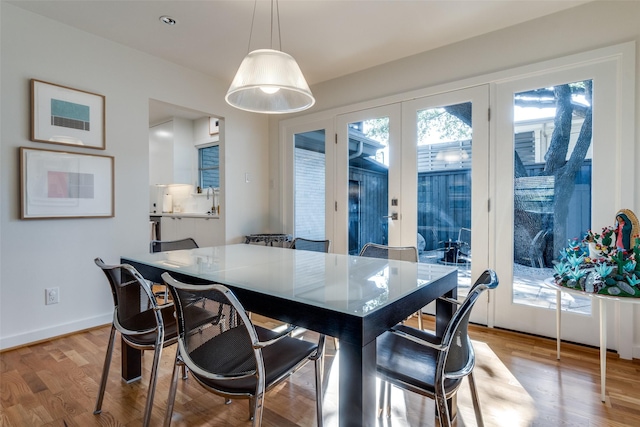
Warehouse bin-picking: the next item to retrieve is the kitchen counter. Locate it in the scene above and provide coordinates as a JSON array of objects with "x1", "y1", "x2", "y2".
[{"x1": 151, "y1": 212, "x2": 219, "y2": 219}]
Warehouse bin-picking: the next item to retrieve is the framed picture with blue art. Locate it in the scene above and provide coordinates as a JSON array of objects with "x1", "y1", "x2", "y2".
[
  {"x1": 30, "y1": 79, "x2": 105, "y2": 150},
  {"x1": 20, "y1": 147, "x2": 114, "y2": 219}
]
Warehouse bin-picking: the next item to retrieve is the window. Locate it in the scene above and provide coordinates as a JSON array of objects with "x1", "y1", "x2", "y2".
[
  {"x1": 199, "y1": 145, "x2": 219, "y2": 188},
  {"x1": 294, "y1": 129, "x2": 326, "y2": 240}
]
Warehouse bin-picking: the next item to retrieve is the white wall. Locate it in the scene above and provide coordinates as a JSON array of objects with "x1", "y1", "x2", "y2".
[
  {"x1": 270, "y1": 1, "x2": 640, "y2": 354},
  {"x1": 0, "y1": 3, "x2": 270, "y2": 349}
]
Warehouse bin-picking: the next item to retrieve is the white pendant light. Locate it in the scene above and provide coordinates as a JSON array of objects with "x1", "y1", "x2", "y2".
[{"x1": 225, "y1": 0, "x2": 315, "y2": 114}]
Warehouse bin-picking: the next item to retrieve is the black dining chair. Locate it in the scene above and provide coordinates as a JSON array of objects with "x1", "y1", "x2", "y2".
[
  {"x1": 359, "y1": 242, "x2": 418, "y2": 263},
  {"x1": 93, "y1": 258, "x2": 216, "y2": 427},
  {"x1": 290, "y1": 237, "x2": 331, "y2": 253},
  {"x1": 376, "y1": 269, "x2": 499, "y2": 427},
  {"x1": 290, "y1": 237, "x2": 333, "y2": 346},
  {"x1": 161, "y1": 272, "x2": 325, "y2": 427},
  {"x1": 150, "y1": 237, "x2": 199, "y2": 253},
  {"x1": 149, "y1": 238, "x2": 199, "y2": 303},
  {"x1": 358, "y1": 243, "x2": 423, "y2": 329}
]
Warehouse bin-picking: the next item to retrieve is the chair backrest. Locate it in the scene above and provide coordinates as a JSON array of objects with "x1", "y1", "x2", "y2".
[
  {"x1": 438, "y1": 270, "x2": 499, "y2": 380},
  {"x1": 150, "y1": 237, "x2": 199, "y2": 253},
  {"x1": 457, "y1": 228, "x2": 471, "y2": 255},
  {"x1": 290, "y1": 237, "x2": 331, "y2": 253},
  {"x1": 162, "y1": 272, "x2": 262, "y2": 384},
  {"x1": 359, "y1": 243, "x2": 418, "y2": 262},
  {"x1": 95, "y1": 257, "x2": 159, "y2": 332}
]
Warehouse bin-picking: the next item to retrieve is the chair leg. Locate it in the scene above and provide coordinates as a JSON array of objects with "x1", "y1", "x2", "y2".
[
  {"x1": 251, "y1": 385, "x2": 266, "y2": 426},
  {"x1": 468, "y1": 372, "x2": 484, "y2": 427},
  {"x1": 141, "y1": 335, "x2": 164, "y2": 427},
  {"x1": 435, "y1": 393, "x2": 452, "y2": 427},
  {"x1": 314, "y1": 355, "x2": 324, "y2": 427},
  {"x1": 93, "y1": 325, "x2": 116, "y2": 415},
  {"x1": 181, "y1": 363, "x2": 188, "y2": 380},
  {"x1": 248, "y1": 397, "x2": 255, "y2": 421},
  {"x1": 377, "y1": 380, "x2": 386, "y2": 417},
  {"x1": 385, "y1": 382, "x2": 391, "y2": 417},
  {"x1": 417, "y1": 310, "x2": 424, "y2": 330},
  {"x1": 163, "y1": 352, "x2": 182, "y2": 427}
]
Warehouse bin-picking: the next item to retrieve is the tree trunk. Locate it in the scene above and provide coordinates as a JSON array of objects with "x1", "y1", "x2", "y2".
[
  {"x1": 544, "y1": 85, "x2": 573, "y2": 175},
  {"x1": 551, "y1": 82, "x2": 593, "y2": 261}
]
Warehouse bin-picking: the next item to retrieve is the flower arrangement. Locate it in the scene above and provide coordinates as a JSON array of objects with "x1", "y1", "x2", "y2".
[{"x1": 553, "y1": 209, "x2": 640, "y2": 297}]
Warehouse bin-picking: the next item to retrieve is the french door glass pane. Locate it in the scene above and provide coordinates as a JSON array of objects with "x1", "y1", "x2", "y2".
[
  {"x1": 348, "y1": 117, "x2": 389, "y2": 254},
  {"x1": 415, "y1": 103, "x2": 473, "y2": 294},
  {"x1": 294, "y1": 130, "x2": 325, "y2": 239},
  {"x1": 512, "y1": 80, "x2": 592, "y2": 314}
]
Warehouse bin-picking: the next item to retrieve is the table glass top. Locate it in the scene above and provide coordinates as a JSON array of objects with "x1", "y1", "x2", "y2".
[{"x1": 123, "y1": 244, "x2": 457, "y2": 316}]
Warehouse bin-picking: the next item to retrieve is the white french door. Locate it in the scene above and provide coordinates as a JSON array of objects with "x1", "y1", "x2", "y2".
[
  {"x1": 335, "y1": 105, "x2": 402, "y2": 254},
  {"x1": 283, "y1": 119, "x2": 336, "y2": 245},
  {"x1": 401, "y1": 86, "x2": 490, "y2": 323},
  {"x1": 334, "y1": 86, "x2": 491, "y2": 323},
  {"x1": 493, "y1": 59, "x2": 625, "y2": 348}
]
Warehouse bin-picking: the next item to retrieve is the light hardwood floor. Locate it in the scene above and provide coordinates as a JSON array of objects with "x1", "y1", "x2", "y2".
[{"x1": 1, "y1": 315, "x2": 639, "y2": 426}]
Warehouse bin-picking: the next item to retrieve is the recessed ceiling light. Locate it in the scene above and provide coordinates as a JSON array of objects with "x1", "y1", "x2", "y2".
[{"x1": 159, "y1": 16, "x2": 177, "y2": 25}]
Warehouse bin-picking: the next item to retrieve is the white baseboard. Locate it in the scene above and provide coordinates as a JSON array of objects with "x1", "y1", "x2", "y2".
[
  {"x1": 633, "y1": 344, "x2": 640, "y2": 360},
  {"x1": 0, "y1": 313, "x2": 111, "y2": 351}
]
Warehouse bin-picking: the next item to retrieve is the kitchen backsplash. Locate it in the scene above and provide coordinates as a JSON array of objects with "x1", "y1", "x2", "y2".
[{"x1": 150, "y1": 184, "x2": 219, "y2": 214}]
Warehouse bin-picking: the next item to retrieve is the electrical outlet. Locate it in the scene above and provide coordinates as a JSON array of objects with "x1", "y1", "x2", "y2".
[{"x1": 45, "y1": 287, "x2": 59, "y2": 305}]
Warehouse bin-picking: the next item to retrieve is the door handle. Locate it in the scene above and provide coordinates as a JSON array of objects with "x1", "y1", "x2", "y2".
[{"x1": 383, "y1": 213, "x2": 399, "y2": 220}]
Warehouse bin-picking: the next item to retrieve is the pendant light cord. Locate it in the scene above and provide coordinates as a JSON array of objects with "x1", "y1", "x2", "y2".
[
  {"x1": 247, "y1": 0, "x2": 257, "y2": 53},
  {"x1": 275, "y1": 0, "x2": 282, "y2": 51},
  {"x1": 270, "y1": 0, "x2": 282, "y2": 51},
  {"x1": 247, "y1": 0, "x2": 282, "y2": 53}
]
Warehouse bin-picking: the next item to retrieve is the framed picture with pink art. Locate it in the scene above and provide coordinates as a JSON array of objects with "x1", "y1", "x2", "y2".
[
  {"x1": 30, "y1": 79, "x2": 106, "y2": 149},
  {"x1": 20, "y1": 147, "x2": 114, "y2": 219}
]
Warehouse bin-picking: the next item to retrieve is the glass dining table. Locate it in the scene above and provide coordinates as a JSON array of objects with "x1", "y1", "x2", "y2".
[{"x1": 121, "y1": 244, "x2": 458, "y2": 427}]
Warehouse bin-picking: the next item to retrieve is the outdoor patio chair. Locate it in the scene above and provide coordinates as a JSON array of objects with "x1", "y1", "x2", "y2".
[
  {"x1": 161, "y1": 272, "x2": 325, "y2": 427},
  {"x1": 457, "y1": 227, "x2": 472, "y2": 266},
  {"x1": 376, "y1": 269, "x2": 499, "y2": 427}
]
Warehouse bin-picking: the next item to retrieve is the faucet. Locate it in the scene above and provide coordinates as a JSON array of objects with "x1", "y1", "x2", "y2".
[{"x1": 206, "y1": 187, "x2": 216, "y2": 214}]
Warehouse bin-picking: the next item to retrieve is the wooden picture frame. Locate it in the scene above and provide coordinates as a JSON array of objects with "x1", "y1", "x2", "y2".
[
  {"x1": 20, "y1": 147, "x2": 114, "y2": 219},
  {"x1": 31, "y1": 79, "x2": 106, "y2": 149}
]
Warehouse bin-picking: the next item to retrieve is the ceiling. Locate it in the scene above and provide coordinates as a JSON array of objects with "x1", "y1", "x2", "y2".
[{"x1": 10, "y1": 0, "x2": 589, "y2": 121}]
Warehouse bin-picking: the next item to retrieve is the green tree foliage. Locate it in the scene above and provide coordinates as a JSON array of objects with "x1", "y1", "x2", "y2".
[{"x1": 362, "y1": 106, "x2": 471, "y2": 145}]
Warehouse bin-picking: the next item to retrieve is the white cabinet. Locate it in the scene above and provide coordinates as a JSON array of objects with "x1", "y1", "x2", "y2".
[
  {"x1": 160, "y1": 216, "x2": 193, "y2": 242},
  {"x1": 160, "y1": 216, "x2": 223, "y2": 247},
  {"x1": 149, "y1": 118, "x2": 195, "y2": 185}
]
